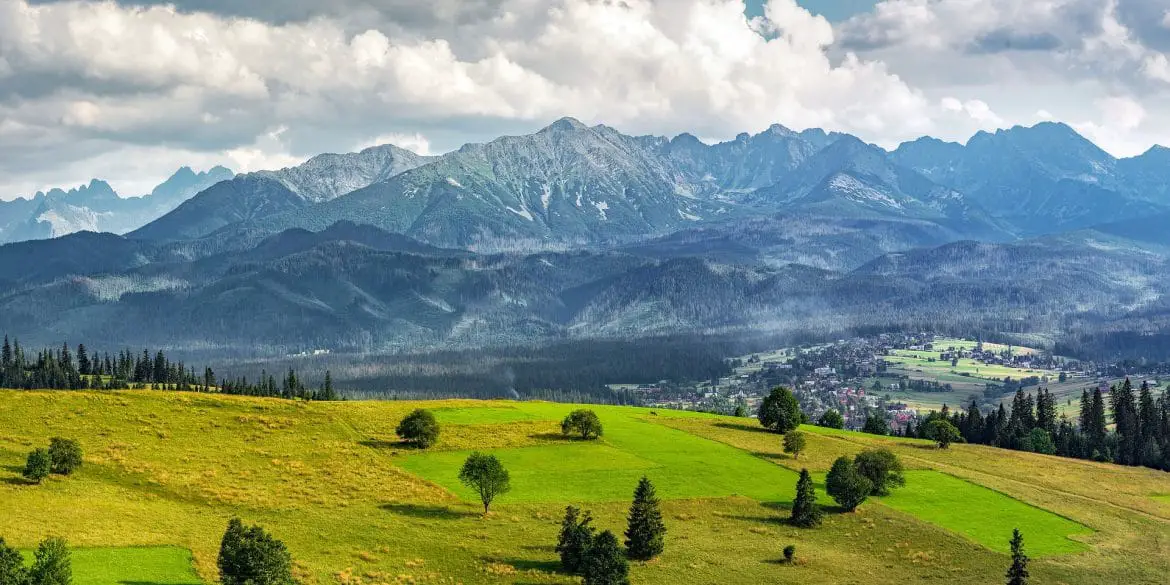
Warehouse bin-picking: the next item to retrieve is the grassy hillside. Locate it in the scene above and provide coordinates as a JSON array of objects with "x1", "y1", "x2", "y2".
[{"x1": 0, "y1": 391, "x2": 1167, "y2": 584}]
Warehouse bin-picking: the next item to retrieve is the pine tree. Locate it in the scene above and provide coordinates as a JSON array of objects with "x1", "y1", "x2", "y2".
[
  {"x1": 29, "y1": 537, "x2": 71, "y2": 585},
  {"x1": 1036, "y1": 389, "x2": 1057, "y2": 435},
  {"x1": 556, "y1": 506, "x2": 596, "y2": 574},
  {"x1": 1112, "y1": 379, "x2": 1141, "y2": 465},
  {"x1": 789, "y1": 468, "x2": 822, "y2": 528},
  {"x1": 1139, "y1": 381, "x2": 1158, "y2": 445},
  {"x1": 1005, "y1": 529, "x2": 1028, "y2": 585},
  {"x1": 0, "y1": 537, "x2": 27, "y2": 585},
  {"x1": 582, "y1": 531, "x2": 629, "y2": 585},
  {"x1": 624, "y1": 476, "x2": 666, "y2": 560}
]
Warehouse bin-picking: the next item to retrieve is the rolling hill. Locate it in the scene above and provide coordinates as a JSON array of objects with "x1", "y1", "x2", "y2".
[{"x1": 0, "y1": 390, "x2": 1166, "y2": 584}]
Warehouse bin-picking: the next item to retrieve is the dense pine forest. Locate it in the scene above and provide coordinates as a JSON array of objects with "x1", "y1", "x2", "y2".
[
  {"x1": 0, "y1": 336, "x2": 337, "y2": 401},
  {"x1": 904, "y1": 379, "x2": 1170, "y2": 473}
]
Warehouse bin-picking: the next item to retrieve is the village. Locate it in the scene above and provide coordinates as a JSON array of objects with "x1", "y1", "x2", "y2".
[{"x1": 614, "y1": 333, "x2": 1164, "y2": 432}]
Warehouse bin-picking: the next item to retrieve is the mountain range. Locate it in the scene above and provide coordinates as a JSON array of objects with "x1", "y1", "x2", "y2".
[
  {"x1": 0, "y1": 167, "x2": 233, "y2": 244},
  {"x1": 2, "y1": 118, "x2": 1170, "y2": 361}
]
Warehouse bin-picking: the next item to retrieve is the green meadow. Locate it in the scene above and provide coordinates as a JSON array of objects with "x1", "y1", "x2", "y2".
[{"x1": 1, "y1": 391, "x2": 1168, "y2": 584}]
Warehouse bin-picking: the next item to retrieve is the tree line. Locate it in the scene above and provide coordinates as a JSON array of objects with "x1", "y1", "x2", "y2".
[
  {"x1": 0, "y1": 335, "x2": 337, "y2": 401},
  {"x1": 899, "y1": 378, "x2": 1170, "y2": 472}
]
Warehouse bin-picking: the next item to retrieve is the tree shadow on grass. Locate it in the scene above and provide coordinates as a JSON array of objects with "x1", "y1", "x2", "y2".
[
  {"x1": 1, "y1": 476, "x2": 31, "y2": 486},
  {"x1": 483, "y1": 557, "x2": 562, "y2": 573},
  {"x1": 521, "y1": 545, "x2": 557, "y2": 553},
  {"x1": 528, "y1": 432, "x2": 596, "y2": 442},
  {"x1": 359, "y1": 439, "x2": 414, "y2": 451},
  {"x1": 714, "y1": 422, "x2": 771, "y2": 434},
  {"x1": 121, "y1": 582, "x2": 201, "y2": 585},
  {"x1": 381, "y1": 503, "x2": 478, "y2": 520}
]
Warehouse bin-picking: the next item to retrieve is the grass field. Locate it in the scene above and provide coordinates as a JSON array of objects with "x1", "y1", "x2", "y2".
[
  {"x1": 1, "y1": 390, "x2": 1168, "y2": 584},
  {"x1": 18, "y1": 547, "x2": 204, "y2": 585}
]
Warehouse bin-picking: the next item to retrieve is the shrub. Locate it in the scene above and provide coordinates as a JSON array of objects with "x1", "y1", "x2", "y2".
[
  {"x1": 758, "y1": 387, "x2": 802, "y2": 434},
  {"x1": 783, "y1": 544, "x2": 797, "y2": 564},
  {"x1": 825, "y1": 457, "x2": 872, "y2": 512},
  {"x1": 562, "y1": 409, "x2": 604, "y2": 440},
  {"x1": 853, "y1": 449, "x2": 905, "y2": 496},
  {"x1": 23, "y1": 449, "x2": 51, "y2": 484},
  {"x1": 396, "y1": 409, "x2": 440, "y2": 448},
  {"x1": 218, "y1": 518, "x2": 295, "y2": 585},
  {"x1": 48, "y1": 438, "x2": 83, "y2": 475}
]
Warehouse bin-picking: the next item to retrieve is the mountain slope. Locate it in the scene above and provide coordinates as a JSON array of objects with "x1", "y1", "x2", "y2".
[
  {"x1": 253, "y1": 119, "x2": 730, "y2": 250},
  {"x1": 131, "y1": 144, "x2": 432, "y2": 242}
]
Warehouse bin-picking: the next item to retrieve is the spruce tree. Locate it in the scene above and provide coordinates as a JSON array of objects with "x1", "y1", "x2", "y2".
[
  {"x1": 0, "y1": 537, "x2": 27, "y2": 585},
  {"x1": 582, "y1": 531, "x2": 629, "y2": 585},
  {"x1": 556, "y1": 506, "x2": 596, "y2": 574},
  {"x1": 624, "y1": 476, "x2": 666, "y2": 561},
  {"x1": 1005, "y1": 528, "x2": 1028, "y2": 585},
  {"x1": 29, "y1": 537, "x2": 71, "y2": 585},
  {"x1": 789, "y1": 468, "x2": 822, "y2": 528}
]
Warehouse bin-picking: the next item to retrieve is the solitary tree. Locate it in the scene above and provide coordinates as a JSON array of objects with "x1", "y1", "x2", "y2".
[
  {"x1": 396, "y1": 409, "x2": 440, "y2": 448},
  {"x1": 582, "y1": 531, "x2": 629, "y2": 585},
  {"x1": 924, "y1": 420, "x2": 962, "y2": 449},
  {"x1": 817, "y1": 410, "x2": 844, "y2": 429},
  {"x1": 825, "y1": 457, "x2": 872, "y2": 512},
  {"x1": 758, "y1": 387, "x2": 802, "y2": 434},
  {"x1": 459, "y1": 452, "x2": 511, "y2": 513},
  {"x1": 556, "y1": 506, "x2": 596, "y2": 574},
  {"x1": 789, "y1": 468, "x2": 822, "y2": 528},
  {"x1": 23, "y1": 449, "x2": 51, "y2": 484},
  {"x1": 29, "y1": 537, "x2": 70, "y2": 585},
  {"x1": 218, "y1": 518, "x2": 295, "y2": 585},
  {"x1": 853, "y1": 449, "x2": 905, "y2": 496},
  {"x1": 48, "y1": 438, "x2": 83, "y2": 475},
  {"x1": 0, "y1": 537, "x2": 27, "y2": 585},
  {"x1": 624, "y1": 476, "x2": 666, "y2": 561},
  {"x1": 562, "y1": 410, "x2": 604, "y2": 440},
  {"x1": 1006, "y1": 529, "x2": 1029, "y2": 585},
  {"x1": 783, "y1": 430, "x2": 807, "y2": 460}
]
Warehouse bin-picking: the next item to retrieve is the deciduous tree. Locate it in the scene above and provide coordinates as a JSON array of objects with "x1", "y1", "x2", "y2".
[
  {"x1": 758, "y1": 387, "x2": 801, "y2": 434},
  {"x1": 396, "y1": 409, "x2": 440, "y2": 448},
  {"x1": 853, "y1": 449, "x2": 905, "y2": 496},
  {"x1": 562, "y1": 410, "x2": 604, "y2": 440},
  {"x1": 218, "y1": 518, "x2": 294, "y2": 585},
  {"x1": 459, "y1": 453, "x2": 511, "y2": 513},
  {"x1": 825, "y1": 457, "x2": 871, "y2": 512}
]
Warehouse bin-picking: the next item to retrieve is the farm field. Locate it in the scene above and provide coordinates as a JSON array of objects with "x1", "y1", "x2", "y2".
[{"x1": 1, "y1": 390, "x2": 1168, "y2": 584}]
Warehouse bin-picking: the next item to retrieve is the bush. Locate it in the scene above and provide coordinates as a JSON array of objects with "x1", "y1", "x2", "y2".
[
  {"x1": 817, "y1": 410, "x2": 844, "y2": 429},
  {"x1": 23, "y1": 449, "x2": 51, "y2": 484},
  {"x1": 825, "y1": 456, "x2": 872, "y2": 512},
  {"x1": 29, "y1": 537, "x2": 71, "y2": 585},
  {"x1": 782, "y1": 544, "x2": 796, "y2": 564},
  {"x1": 562, "y1": 409, "x2": 604, "y2": 440},
  {"x1": 853, "y1": 449, "x2": 905, "y2": 496},
  {"x1": 396, "y1": 409, "x2": 440, "y2": 448},
  {"x1": 758, "y1": 387, "x2": 802, "y2": 434},
  {"x1": 48, "y1": 438, "x2": 83, "y2": 475},
  {"x1": 218, "y1": 518, "x2": 295, "y2": 585}
]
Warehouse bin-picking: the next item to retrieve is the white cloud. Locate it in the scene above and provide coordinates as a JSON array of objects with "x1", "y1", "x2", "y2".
[
  {"x1": 0, "y1": 0, "x2": 1168, "y2": 198},
  {"x1": 356, "y1": 133, "x2": 433, "y2": 156}
]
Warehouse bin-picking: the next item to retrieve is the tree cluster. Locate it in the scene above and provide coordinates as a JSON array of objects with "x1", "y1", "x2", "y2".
[
  {"x1": 22, "y1": 438, "x2": 82, "y2": 484},
  {"x1": 555, "y1": 476, "x2": 666, "y2": 585},
  {"x1": 903, "y1": 379, "x2": 1170, "y2": 471},
  {"x1": 0, "y1": 334, "x2": 339, "y2": 401},
  {"x1": 0, "y1": 536, "x2": 72, "y2": 585}
]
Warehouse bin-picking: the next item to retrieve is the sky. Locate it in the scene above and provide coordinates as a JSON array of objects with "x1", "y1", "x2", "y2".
[{"x1": 0, "y1": 0, "x2": 1168, "y2": 198}]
